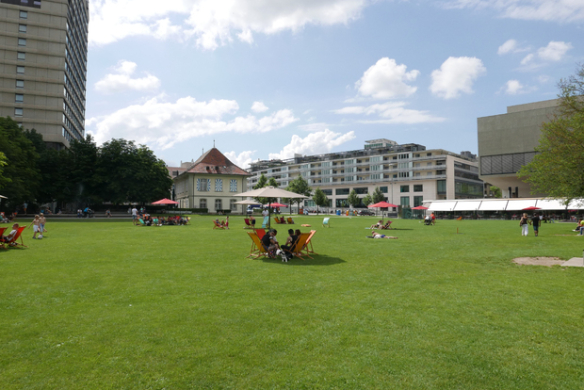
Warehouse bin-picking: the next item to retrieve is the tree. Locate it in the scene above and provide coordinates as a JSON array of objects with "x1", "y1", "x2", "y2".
[
  {"x1": 252, "y1": 173, "x2": 269, "y2": 205},
  {"x1": 267, "y1": 177, "x2": 278, "y2": 187},
  {"x1": 0, "y1": 117, "x2": 40, "y2": 208},
  {"x1": 347, "y1": 189, "x2": 360, "y2": 208},
  {"x1": 489, "y1": 186, "x2": 502, "y2": 198},
  {"x1": 518, "y1": 64, "x2": 584, "y2": 203},
  {"x1": 312, "y1": 188, "x2": 329, "y2": 214},
  {"x1": 285, "y1": 175, "x2": 312, "y2": 212},
  {"x1": 0, "y1": 151, "x2": 9, "y2": 191},
  {"x1": 362, "y1": 193, "x2": 372, "y2": 207},
  {"x1": 372, "y1": 187, "x2": 385, "y2": 203}
]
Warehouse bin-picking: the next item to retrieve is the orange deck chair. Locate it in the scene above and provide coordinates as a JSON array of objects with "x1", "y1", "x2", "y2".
[
  {"x1": 247, "y1": 231, "x2": 270, "y2": 259},
  {"x1": 2, "y1": 226, "x2": 27, "y2": 249},
  {"x1": 274, "y1": 217, "x2": 282, "y2": 224},
  {"x1": 213, "y1": 220, "x2": 226, "y2": 229},
  {"x1": 291, "y1": 232, "x2": 312, "y2": 260},
  {"x1": 303, "y1": 230, "x2": 317, "y2": 258},
  {"x1": 287, "y1": 217, "x2": 294, "y2": 224}
]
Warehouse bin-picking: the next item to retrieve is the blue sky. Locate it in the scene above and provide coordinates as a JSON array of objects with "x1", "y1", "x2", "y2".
[{"x1": 86, "y1": 0, "x2": 584, "y2": 169}]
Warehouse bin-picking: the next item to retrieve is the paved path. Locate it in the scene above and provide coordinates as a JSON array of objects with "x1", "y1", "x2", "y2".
[{"x1": 563, "y1": 258, "x2": 584, "y2": 267}]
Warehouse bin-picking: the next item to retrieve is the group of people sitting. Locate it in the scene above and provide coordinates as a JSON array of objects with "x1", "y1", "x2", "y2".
[
  {"x1": 0, "y1": 211, "x2": 17, "y2": 223},
  {"x1": 140, "y1": 214, "x2": 189, "y2": 226},
  {"x1": 370, "y1": 220, "x2": 392, "y2": 230},
  {"x1": 261, "y1": 228, "x2": 302, "y2": 262},
  {"x1": 214, "y1": 216, "x2": 229, "y2": 229}
]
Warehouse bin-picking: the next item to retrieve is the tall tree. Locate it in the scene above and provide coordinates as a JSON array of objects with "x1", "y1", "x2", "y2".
[
  {"x1": 372, "y1": 187, "x2": 385, "y2": 203},
  {"x1": 252, "y1": 173, "x2": 269, "y2": 205},
  {"x1": 0, "y1": 117, "x2": 40, "y2": 207},
  {"x1": 0, "y1": 151, "x2": 9, "y2": 191},
  {"x1": 362, "y1": 193, "x2": 372, "y2": 207},
  {"x1": 312, "y1": 188, "x2": 329, "y2": 214},
  {"x1": 285, "y1": 175, "x2": 312, "y2": 212},
  {"x1": 347, "y1": 189, "x2": 360, "y2": 208},
  {"x1": 518, "y1": 64, "x2": 584, "y2": 202},
  {"x1": 68, "y1": 135, "x2": 100, "y2": 205}
]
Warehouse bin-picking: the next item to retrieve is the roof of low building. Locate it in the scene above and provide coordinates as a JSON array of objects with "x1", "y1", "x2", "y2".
[{"x1": 181, "y1": 148, "x2": 250, "y2": 176}]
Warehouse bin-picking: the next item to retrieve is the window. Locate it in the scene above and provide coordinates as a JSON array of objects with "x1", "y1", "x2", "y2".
[
  {"x1": 14, "y1": 108, "x2": 23, "y2": 117},
  {"x1": 16, "y1": 80, "x2": 24, "y2": 88},
  {"x1": 354, "y1": 187, "x2": 368, "y2": 194},
  {"x1": 414, "y1": 196, "x2": 424, "y2": 207},
  {"x1": 380, "y1": 186, "x2": 388, "y2": 193},
  {"x1": 400, "y1": 185, "x2": 409, "y2": 193},
  {"x1": 215, "y1": 199, "x2": 222, "y2": 211},
  {"x1": 197, "y1": 178, "x2": 210, "y2": 192},
  {"x1": 18, "y1": 38, "x2": 26, "y2": 46},
  {"x1": 15, "y1": 94, "x2": 23, "y2": 102},
  {"x1": 399, "y1": 172, "x2": 410, "y2": 178},
  {"x1": 400, "y1": 196, "x2": 410, "y2": 207},
  {"x1": 16, "y1": 66, "x2": 24, "y2": 74},
  {"x1": 230, "y1": 199, "x2": 237, "y2": 211},
  {"x1": 230, "y1": 179, "x2": 237, "y2": 192},
  {"x1": 335, "y1": 188, "x2": 350, "y2": 195},
  {"x1": 199, "y1": 199, "x2": 207, "y2": 209},
  {"x1": 214, "y1": 178, "x2": 223, "y2": 192},
  {"x1": 437, "y1": 180, "x2": 446, "y2": 194},
  {"x1": 414, "y1": 184, "x2": 423, "y2": 192},
  {"x1": 19, "y1": 25, "x2": 27, "y2": 33},
  {"x1": 17, "y1": 52, "x2": 25, "y2": 60},
  {"x1": 20, "y1": 11, "x2": 28, "y2": 19},
  {"x1": 322, "y1": 189, "x2": 332, "y2": 196}
]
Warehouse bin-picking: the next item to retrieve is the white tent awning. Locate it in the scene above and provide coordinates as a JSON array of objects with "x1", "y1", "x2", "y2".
[
  {"x1": 506, "y1": 199, "x2": 538, "y2": 211},
  {"x1": 567, "y1": 199, "x2": 584, "y2": 210},
  {"x1": 536, "y1": 199, "x2": 567, "y2": 210},
  {"x1": 454, "y1": 201, "x2": 482, "y2": 211},
  {"x1": 478, "y1": 200, "x2": 509, "y2": 211},
  {"x1": 428, "y1": 201, "x2": 457, "y2": 211}
]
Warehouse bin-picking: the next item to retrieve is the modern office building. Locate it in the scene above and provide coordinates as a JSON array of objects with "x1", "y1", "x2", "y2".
[
  {"x1": 247, "y1": 139, "x2": 483, "y2": 210},
  {"x1": 172, "y1": 148, "x2": 251, "y2": 213},
  {"x1": 477, "y1": 99, "x2": 559, "y2": 198},
  {"x1": 0, "y1": 0, "x2": 88, "y2": 149}
]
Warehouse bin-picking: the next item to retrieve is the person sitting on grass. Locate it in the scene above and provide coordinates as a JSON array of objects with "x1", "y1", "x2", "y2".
[
  {"x1": 368, "y1": 230, "x2": 398, "y2": 239},
  {"x1": 1, "y1": 223, "x2": 19, "y2": 243}
]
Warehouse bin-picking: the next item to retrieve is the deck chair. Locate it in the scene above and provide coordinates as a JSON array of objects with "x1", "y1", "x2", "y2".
[
  {"x1": 213, "y1": 220, "x2": 226, "y2": 229},
  {"x1": 287, "y1": 217, "x2": 294, "y2": 224},
  {"x1": 322, "y1": 217, "x2": 330, "y2": 228},
  {"x1": 262, "y1": 216, "x2": 269, "y2": 228},
  {"x1": 244, "y1": 218, "x2": 253, "y2": 229},
  {"x1": 456, "y1": 216, "x2": 463, "y2": 221},
  {"x1": 255, "y1": 228, "x2": 266, "y2": 239},
  {"x1": 380, "y1": 220, "x2": 392, "y2": 230},
  {"x1": 303, "y1": 230, "x2": 317, "y2": 257},
  {"x1": 291, "y1": 233, "x2": 312, "y2": 260},
  {"x1": 274, "y1": 217, "x2": 282, "y2": 224},
  {"x1": 2, "y1": 226, "x2": 27, "y2": 249},
  {"x1": 246, "y1": 231, "x2": 270, "y2": 259},
  {"x1": 137, "y1": 218, "x2": 145, "y2": 226}
]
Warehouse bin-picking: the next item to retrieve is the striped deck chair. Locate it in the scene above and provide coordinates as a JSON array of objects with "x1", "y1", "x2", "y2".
[
  {"x1": 1, "y1": 226, "x2": 27, "y2": 249},
  {"x1": 246, "y1": 231, "x2": 270, "y2": 259}
]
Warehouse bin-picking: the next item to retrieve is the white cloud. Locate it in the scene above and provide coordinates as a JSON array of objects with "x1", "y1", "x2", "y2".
[
  {"x1": 503, "y1": 80, "x2": 527, "y2": 95},
  {"x1": 537, "y1": 41, "x2": 572, "y2": 62},
  {"x1": 251, "y1": 101, "x2": 269, "y2": 113},
  {"x1": 89, "y1": 0, "x2": 370, "y2": 49},
  {"x1": 225, "y1": 150, "x2": 256, "y2": 169},
  {"x1": 334, "y1": 102, "x2": 445, "y2": 124},
  {"x1": 299, "y1": 122, "x2": 330, "y2": 132},
  {"x1": 95, "y1": 61, "x2": 161, "y2": 94},
  {"x1": 497, "y1": 39, "x2": 530, "y2": 55},
  {"x1": 447, "y1": 0, "x2": 584, "y2": 23},
  {"x1": 520, "y1": 53, "x2": 535, "y2": 65},
  {"x1": 86, "y1": 96, "x2": 297, "y2": 150},
  {"x1": 268, "y1": 129, "x2": 356, "y2": 160},
  {"x1": 430, "y1": 57, "x2": 486, "y2": 99},
  {"x1": 356, "y1": 58, "x2": 419, "y2": 99}
]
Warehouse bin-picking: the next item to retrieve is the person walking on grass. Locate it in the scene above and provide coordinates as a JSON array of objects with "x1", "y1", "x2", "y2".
[
  {"x1": 39, "y1": 213, "x2": 47, "y2": 238},
  {"x1": 531, "y1": 212, "x2": 540, "y2": 237},
  {"x1": 519, "y1": 213, "x2": 529, "y2": 236},
  {"x1": 29, "y1": 215, "x2": 41, "y2": 239}
]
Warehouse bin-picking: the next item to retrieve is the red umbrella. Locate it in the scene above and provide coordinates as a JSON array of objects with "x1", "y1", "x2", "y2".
[
  {"x1": 368, "y1": 201, "x2": 398, "y2": 208},
  {"x1": 152, "y1": 198, "x2": 179, "y2": 205},
  {"x1": 412, "y1": 206, "x2": 429, "y2": 210},
  {"x1": 263, "y1": 202, "x2": 288, "y2": 208},
  {"x1": 522, "y1": 206, "x2": 541, "y2": 211}
]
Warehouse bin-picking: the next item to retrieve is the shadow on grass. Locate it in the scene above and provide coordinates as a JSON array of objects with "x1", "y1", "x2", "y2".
[{"x1": 260, "y1": 254, "x2": 346, "y2": 266}]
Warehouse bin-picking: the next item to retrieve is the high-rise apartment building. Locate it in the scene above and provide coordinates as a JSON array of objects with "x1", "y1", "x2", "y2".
[
  {"x1": 248, "y1": 140, "x2": 483, "y2": 210},
  {"x1": 0, "y1": 0, "x2": 88, "y2": 148}
]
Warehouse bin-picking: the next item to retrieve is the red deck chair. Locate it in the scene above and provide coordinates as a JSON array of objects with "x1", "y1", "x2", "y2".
[
  {"x1": 244, "y1": 218, "x2": 253, "y2": 229},
  {"x1": 255, "y1": 228, "x2": 266, "y2": 239},
  {"x1": 213, "y1": 220, "x2": 225, "y2": 230},
  {"x1": 1, "y1": 226, "x2": 27, "y2": 249}
]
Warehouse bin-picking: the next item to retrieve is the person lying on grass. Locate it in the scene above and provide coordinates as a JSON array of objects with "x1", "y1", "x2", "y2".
[{"x1": 368, "y1": 230, "x2": 398, "y2": 239}]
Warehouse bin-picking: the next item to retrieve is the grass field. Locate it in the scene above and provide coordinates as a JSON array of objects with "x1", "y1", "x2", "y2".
[{"x1": 1, "y1": 215, "x2": 584, "y2": 389}]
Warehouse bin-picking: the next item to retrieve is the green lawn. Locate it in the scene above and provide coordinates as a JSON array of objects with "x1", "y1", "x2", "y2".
[{"x1": 1, "y1": 216, "x2": 583, "y2": 389}]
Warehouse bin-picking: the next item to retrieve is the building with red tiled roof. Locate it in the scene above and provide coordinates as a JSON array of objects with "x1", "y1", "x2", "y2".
[{"x1": 173, "y1": 148, "x2": 251, "y2": 213}]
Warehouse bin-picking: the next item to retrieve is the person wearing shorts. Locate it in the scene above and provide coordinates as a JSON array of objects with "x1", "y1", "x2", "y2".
[{"x1": 531, "y1": 213, "x2": 540, "y2": 237}]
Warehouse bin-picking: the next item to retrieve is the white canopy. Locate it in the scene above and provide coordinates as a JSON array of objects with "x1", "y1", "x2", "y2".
[
  {"x1": 536, "y1": 198, "x2": 567, "y2": 210},
  {"x1": 234, "y1": 186, "x2": 308, "y2": 199},
  {"x1": 428, "y1": 201, "x2": 457, "y2": 211},
  {"x1": 478, "y1": 200, "x2": 508, "y2": 211},
  {"x1": 506, "y1": 199, "x2": 538, "y2": 211},
  {"x1": 567, "y1": 199, "x2": 584, "y2": 210},
  {"x1": 454, "y1": 201, "x2": 482, "y2": 211}
]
